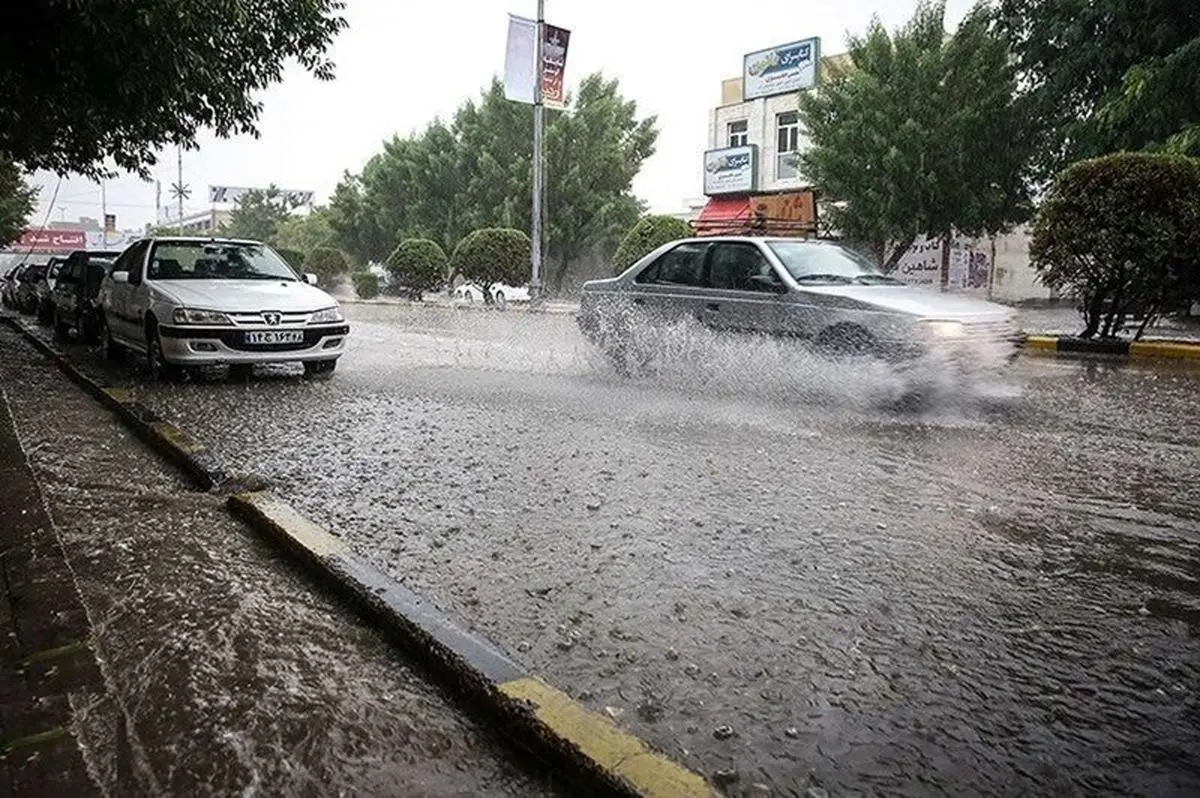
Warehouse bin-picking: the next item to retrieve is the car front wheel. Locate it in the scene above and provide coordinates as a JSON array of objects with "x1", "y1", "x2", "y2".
[
  {"x1": 53, "y1": 309, "x2": 70, "y2": 340},
  {"x1": 146, "y1": 323, "x2": 183, "y2": 381},
  {"x1": 99, "y1": 315, "x2": 124, "y2": 361}
]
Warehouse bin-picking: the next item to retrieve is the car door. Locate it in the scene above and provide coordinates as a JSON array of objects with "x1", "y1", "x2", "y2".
[
  {"x1": 53, "y1": 257, "x2": 80, "y2": 320},
  {"x1": 627, "y1": 241, "x2": 712, "y2": 330},
  {"x1": 699, "y1": 241, "x2": 794, "y2": 337},
  {"x1": 105, "y1": 240, "x2": 150, "y2": 344}
]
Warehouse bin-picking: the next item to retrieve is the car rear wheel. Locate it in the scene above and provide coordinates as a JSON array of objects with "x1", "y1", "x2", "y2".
[
  {"x1": 99, "y1": 316, "x2": 124, "y2": 361},
  {"x1": 303, "y1": 359, "x2": 337, "y2": 378},
  {"x1": 814, "y1": 324, "x2": 877, "y2": 358},
  {"x1": 146, "y1": 322, "x2": 183, "y2": 381},
  {"x1": 53, "y1": 309, "x2": 70, "y2": 340}
]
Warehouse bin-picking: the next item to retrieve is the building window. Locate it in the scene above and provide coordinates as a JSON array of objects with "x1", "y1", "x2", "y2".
[
  {"x1": 727, "y1": 119, "x2": 748, "y2": 148},
  {"x1": 776, "y1": 111, "x2": 800, "y2": 180}
]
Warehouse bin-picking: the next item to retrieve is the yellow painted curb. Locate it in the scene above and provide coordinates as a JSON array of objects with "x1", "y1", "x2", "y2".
[
  {"x1": 102, "y1": 386, "x2": 134, "y2": 404},
  {"x1": 498, "y1": 677, "x2": 718, "y2": 798},
  {"x1": 1023, "y1": 336, "x2": 1058, "y2": 351},
  {"x1": 150, "y1": 421, "x2": 204, "y2": 454},
  {"x1": 233, "y1": 492, "x2": 346, "y2": 558},
  {"x1": 1129, "y1": 340, "x2": 1200, "y2": 360}
]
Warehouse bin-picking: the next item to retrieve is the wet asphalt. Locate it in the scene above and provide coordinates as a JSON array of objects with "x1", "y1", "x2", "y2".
[
  {"x1": 0, "y1": 326, "x2": 564, "y2": 797},
  {"x1": 15, "y1": 304, "x2": 1200, "y2": 796}
]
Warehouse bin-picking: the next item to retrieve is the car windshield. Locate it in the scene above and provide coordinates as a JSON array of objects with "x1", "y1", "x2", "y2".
[
  {"x1": 147, "y1": 241, "x2": 299, "y2": 281},
  {"x1": 765, "y1": 241, "x2": 899, "y2": 284}
]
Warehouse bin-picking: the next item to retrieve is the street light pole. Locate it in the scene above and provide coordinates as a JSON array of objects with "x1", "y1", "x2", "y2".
[{"x1": 530, "y1": 0, "x2": 545, "y2": 306}]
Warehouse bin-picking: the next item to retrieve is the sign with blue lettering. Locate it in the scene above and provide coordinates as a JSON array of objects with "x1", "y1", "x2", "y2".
[
  {"x1": 743, "y1": 37, "x2": 821, "y2": 99},
  {"x1": 703, "y1": 145, "x2": 758, "y2": 195}
]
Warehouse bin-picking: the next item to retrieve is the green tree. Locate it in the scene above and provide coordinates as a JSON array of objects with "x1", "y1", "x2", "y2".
[
  {"x1": 221, "y1": 186, "x2": 301, "y2": 242},
  {"x1": 451, "y1": 228, "x2": 531, "y2": 303},
  {"x1": 995, "y1": 0, "x2": 1200, "y2": 181},
  {"x1": 351, "y1": 271, "x2": 380, "y2": 299},
  {"x1": 612, "y1": 215, "x2": 692, "y2": 274},
  {"x1": 799, "y1": 1, "x2": 1033, "y2": 271},
  {"x1": 331, "y1": 73, "x2": 657, "y2": 293},
  {"x1": 386, "y1": 238, "x2": 448, "y2": 300},
  {"x1": 0, "y1": 2, "x2": 346, "y2": 178},
  {"x1": 275, "y1": 207, "x2": 335, "y2": 255},
  {"x1": 305, "y1": 246, "x2": 350, "y2": 291},
  {"x1": 0, "y1": 157, "x2": 37, "y2": 247},
  {"x1": 1030, "y1": 152, "x2": 1200, "y2": 339},
  {"x1": 275, "y1": 248, "x2": 306, "y2": 270}
]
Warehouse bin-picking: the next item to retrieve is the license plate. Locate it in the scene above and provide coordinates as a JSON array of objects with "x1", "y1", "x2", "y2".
[{"x1": 244, "y1": 330, "x2": 304, "y2": 344}]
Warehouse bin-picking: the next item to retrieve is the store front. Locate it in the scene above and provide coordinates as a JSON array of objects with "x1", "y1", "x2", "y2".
[{"x1": 693, "y1": 144, "x2": 817, "y2": 236}]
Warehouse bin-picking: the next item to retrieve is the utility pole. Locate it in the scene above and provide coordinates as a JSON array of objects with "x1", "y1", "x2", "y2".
[
  {"x1": 530, "y1": 0, "x2": 545, "y2": 307},
  {"x1": 176, "y1": 146, "x2": 184, "y2": 234},
  {"x1": 100, "y1": 181, "x2": 108, "y2": 247}
]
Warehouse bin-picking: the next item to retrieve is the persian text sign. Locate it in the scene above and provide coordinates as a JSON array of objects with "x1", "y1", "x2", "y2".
[
  {"x1": 703, "y1": 145, "x2": 758, "y2": 196},
  {"x1": 5, "y1": 229, "x2": 86, "y2": 252},
  {"x1": 208, "y1": 186, "x2": 314, "y2": 206},
  {"x1": 743, "y1": 37, "x2": 820, "y2": 99},
  {"x1": 541, "y1": 23, "x2": 570, "y2": 109},
  {"x1": 503, "y1": 16, "x2": 571, "y2": 109}
]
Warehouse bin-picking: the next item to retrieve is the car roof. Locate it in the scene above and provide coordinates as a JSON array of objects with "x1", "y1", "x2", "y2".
[{"x1": 149, "y1": 236, "x2": 265, "y2": 245}]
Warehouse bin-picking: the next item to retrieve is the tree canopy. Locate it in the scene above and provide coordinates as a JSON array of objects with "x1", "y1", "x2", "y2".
[
  {"x1": 612, "y1": 215, "x2": 693, "y2": 274},
  {"x1": 0, "y1": 158, "x2": 37, "y2": 248},
  {"x1": 799, "y1": 1, "x2": 1032, "y2": 270},
  {"x1": 221, "y1": 186, "x2": 304, "y2": 242},
  {"x1": 451, "y1": 228, "x2": 531, "y2": 294},
  {"x1": 386, "y1": 239, "x2": 448, "y2": 299},
  {"x1": 329, "y1": 74, "x2": 656, "y2": 292},
  {"x1": 995, "y1": 0, "x2": 1200, "y2": 181},
  {"x1": 1030, "y1": 152, "x2": 1200, "y2": 339},
  {"x1": 0, "y1": 1, "x2": 346, "y2": 178}
]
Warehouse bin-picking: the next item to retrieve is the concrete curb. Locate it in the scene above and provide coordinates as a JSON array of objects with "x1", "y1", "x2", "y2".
[
  {"x1": 1022, "y1": 334, "x2": 1200, "y2": 361},
  {"x1": 227, "y1": 490, "x2": 718, "y2": 798},
  {"x1": 341, "y1": 297, "x2": 580, "y2": 316},
  {"x1": 0, "y1": 316, "x2": 255, "y2": 492}
]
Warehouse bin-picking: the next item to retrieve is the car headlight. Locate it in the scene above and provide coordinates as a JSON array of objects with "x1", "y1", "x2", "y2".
[
  {"x1": 309, "y1": 306, "x2": 344, "y2": 324},
  {"x1": 172, "y1": 307, "x2": 233, "y2": 325},
  {"x1": 918, "y1": 319, "x2": 966, "y2": 338}
]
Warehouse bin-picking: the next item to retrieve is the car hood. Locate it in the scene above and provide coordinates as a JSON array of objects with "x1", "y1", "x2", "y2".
[
  {"x1": 151, "y1": 279, "x2": 337, "y2": 312},
  {"x1": 807, "y1": 284, "x2": 1012, "y2": 320}
]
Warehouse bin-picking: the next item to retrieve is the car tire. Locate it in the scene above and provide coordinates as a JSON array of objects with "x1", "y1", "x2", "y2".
[
  {"x1": 145, "y1": 322, "x2": 183, "y2": 381},
  {"x1": 53, "y1": 309, "x2": 70, "y2": 340},
  {"x1": 494, "y1": 290, "x2": 508, "y2": 311},
  {"x1": 303, "y1": 359, "x2": 337, "y2": 378},
  {"x1": 99, "y1": 315, "x2": 124, "y2": 361},
  {"x1": 37, "y1": 300, "x2": 53, "y2": 326}
]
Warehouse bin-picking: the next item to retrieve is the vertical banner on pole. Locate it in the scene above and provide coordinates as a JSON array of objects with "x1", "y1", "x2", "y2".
[
  {"x1": 540, "y1": 24, "x2": 570, "y2": 109},
  {"x1": 503, "y1": 15, "x2": 537, "y2": 104}
]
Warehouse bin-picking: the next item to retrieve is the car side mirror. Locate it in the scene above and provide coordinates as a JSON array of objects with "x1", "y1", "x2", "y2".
[
  {"x1": 110, "y1": 271, "x2": 129, "y2": 284},
  {"x1": 304, "y1": 273, "x2": 318, "y2": 285},
  {"x1": 750, "y1": 274, "x2": 787, "y2": 294}
]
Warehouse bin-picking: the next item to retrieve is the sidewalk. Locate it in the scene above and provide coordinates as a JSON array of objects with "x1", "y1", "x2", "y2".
[
  {"x1": 1014, "y1": 306, "x2": 1200, "y2": 342},
  {"x1": 0, "y1": 383, "x2": 106, "y2": 796}
]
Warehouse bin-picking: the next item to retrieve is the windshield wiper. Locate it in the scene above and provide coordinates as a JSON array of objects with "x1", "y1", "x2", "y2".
[
  {"x1": 793, "y1": 273, "x2": 854, "y2": 283},
  {"x1": 853, "y1": 274, "x2": 900, "y2": 284}
]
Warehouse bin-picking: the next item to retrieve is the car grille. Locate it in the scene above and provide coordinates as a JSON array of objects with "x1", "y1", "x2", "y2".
[
  {"x1": 161, "y1": 324, "x2": 348, "y2": 352},
  {"x1": 227, "y1": 310, "x2": 314, "y2": 327}
]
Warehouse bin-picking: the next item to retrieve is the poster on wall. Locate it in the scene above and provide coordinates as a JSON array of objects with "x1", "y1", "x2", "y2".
[
  {"x1": 892, "y1": 236, "x2": 942, "y2": 286},
  {"x1": 703, "y1": 145, "x2": 757, "y2": 195},
  {"x1": 743, "y1": 37, "x2": 821, "y2": 99},
  {"x1": 891, "y1": 236, "x2": 993, "y2": 289}
]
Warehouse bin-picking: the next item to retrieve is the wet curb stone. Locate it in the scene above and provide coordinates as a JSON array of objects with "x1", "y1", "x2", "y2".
[
  {"x1": 227, "y1": 491, "x2": 717, "y2": 798},
  {"x1": 1022, "y1": 334, "x2": 1200, "y2": 361},
  {"x1": 0, "y1": 316, "x2": 259, "y2": 493},
  {"x1": 0, "y1": 382, "x2": 105, "y2": 795}
]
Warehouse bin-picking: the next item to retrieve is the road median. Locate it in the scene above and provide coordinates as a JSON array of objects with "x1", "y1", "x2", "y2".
[{"x1": 1021, "y1": 334, "x2": 1200, "y2": 361}]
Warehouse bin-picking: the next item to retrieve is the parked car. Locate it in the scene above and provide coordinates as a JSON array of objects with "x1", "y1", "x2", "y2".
[
  {"x1": 14, "y1": 261, "x2": 50, "y2": 315},
  {"x1": 1, "y1": 262, "x2": 28, "y2": 309},
  {"x1": 577, "y1": 236, "x2": 1020, "y2": 374},
  {"x1": 50, "y1": 250, "x2": 123, "y2": 342},
  {"x1": 453, "y1": 282, "x2": 531, "y2": 308},
  {"x1": 34, "y1": 255, "x2": 69, "y2": 324},
  {"x1": 97, "y1": 236, "x2": 349, "y2": 380}
]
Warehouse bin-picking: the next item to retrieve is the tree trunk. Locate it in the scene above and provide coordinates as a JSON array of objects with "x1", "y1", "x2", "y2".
[
  {"x1": 551, "y1": 252, "x2": 571, "y2": 295},
  {"x1": 939, "y1": 233, "x2": 952, "y2": 291},
  {"x1": 1081, "y1": 293, "x2": 1103, "y2": 338}
]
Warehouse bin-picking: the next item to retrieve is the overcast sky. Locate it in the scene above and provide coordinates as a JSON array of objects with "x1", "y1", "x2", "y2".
[{"x1": 31, "y1": 0, "x2": 975, "y2": 231}]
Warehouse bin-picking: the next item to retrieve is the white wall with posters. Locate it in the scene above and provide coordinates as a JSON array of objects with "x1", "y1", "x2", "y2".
[{"x1": 890, "y1": 228, "x2": 1053, "y2": 302}]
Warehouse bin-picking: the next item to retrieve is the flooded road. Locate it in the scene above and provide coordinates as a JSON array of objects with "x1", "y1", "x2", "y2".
[
  {"x1": 0, "y1": 326, "x2": 564, "y2": 797},
  {"x1": 27, "y1": 304, "x2": 1200, "y2": 795}
]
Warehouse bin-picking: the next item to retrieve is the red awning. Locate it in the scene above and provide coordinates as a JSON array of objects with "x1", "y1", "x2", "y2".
[{"x1": 691, "y1": 196, "x2": 750, "y2": 236}]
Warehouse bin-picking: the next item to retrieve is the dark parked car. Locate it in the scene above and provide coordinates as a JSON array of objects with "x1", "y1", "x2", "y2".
[
  {"x1": 1, "y1": 263, "x2": 28, "y2": 308},
  {"x1": 51, "y1": 250, "x2": 121, "y2": 342},
  {"x1": 14, "y1": 261, "x2": 50, "y2": 314},
  {"x1": 35, "y1": 256, "x2": 69, "y2": 323}
]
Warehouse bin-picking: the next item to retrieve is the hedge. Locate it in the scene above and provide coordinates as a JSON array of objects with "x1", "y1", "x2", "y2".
[
  {"x1": 450, "y1": 228, "x2": 531, "y2": 291},
  {"x1": 386, "y1": 238, "x2": 447, "y2": 299},
  {"x1": 612, "y1": 215, "x2": 693, "y2": 274}
]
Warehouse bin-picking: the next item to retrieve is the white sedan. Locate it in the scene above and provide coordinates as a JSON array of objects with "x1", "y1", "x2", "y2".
[
  {"x1": 97, "y1": 237, "x2": 349, "y2": 379},
  {"x1": 452, "y1": 282, "x2": 531, "y2": 308}
]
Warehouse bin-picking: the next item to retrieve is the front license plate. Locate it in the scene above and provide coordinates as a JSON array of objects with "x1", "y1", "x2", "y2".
[{"x1": 244, "y1": 330, "x2": 304, "y2": 344}]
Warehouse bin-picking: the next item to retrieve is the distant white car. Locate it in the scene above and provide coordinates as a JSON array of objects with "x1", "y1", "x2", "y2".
[
  {"x1": 452, "y1": 282, "x2": 531, "y2": 308},
  {"x1": 97, "y1": 236, "x2": 349, "y2": 380}
]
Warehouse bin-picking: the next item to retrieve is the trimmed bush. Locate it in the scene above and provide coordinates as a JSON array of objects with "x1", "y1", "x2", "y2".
[
  {"x1": 1031, "y1": 152, "x2": 1200, "y2": 339},
  {"x1": 612, "y1": 215, "x2": 693, "y2": 274},
  {"x1": 450, "y1": 228, "x2": 531, "y2": 299},
  {"x1": 275, "y1": 247, "x2": 306, "y2": 269},
  {"x1": 386, "y1": 238, "x2": 447, "y2": 300},
  {"x1": 352, "y1": 271, "x2": 380, "y2": 299},
  {"x1": 305, "y1": 246, "x2": 350, "y2": 290}
]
